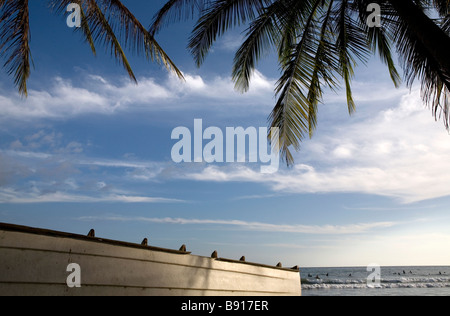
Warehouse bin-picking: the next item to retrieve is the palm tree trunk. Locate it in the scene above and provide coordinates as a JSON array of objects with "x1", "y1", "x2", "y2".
[{"x1": 388, "y1": 0, "x2": 450, "y2": 88}]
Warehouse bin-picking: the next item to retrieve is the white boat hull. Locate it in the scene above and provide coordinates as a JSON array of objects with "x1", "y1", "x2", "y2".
[{"x1": 0, "y1": 223, "x2": 301, "y2": 296}]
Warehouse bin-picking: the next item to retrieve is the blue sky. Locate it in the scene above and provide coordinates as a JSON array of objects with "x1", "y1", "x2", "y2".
[{"x1": 1, "y1": 0, "x2": 450, "y2": 268}]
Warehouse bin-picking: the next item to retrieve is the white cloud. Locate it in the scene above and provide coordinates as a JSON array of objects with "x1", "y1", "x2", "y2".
[
  {"x1": 173, "y1": 88, "x2": 450, "y2": 203},
  {"x1": 3, "y1": 73, "x2": 449, "y2": 204},
  {"x1": 0, "y1": 134, "x2": 179, "y2": 204},
  {"x1": 0, "y1": 188, "x2": 184, "y2": 204},
  {"x1": 5, "y1": 85, "x2": 449, "y2": 204},
  {"x1": 166, "y1": 70, "x2": 275, "y2": 104},
  {"x1": 216, "y1": 33, "x2": 245, "y2": 52},
  {"x1": 0, "y1": 71, "x2": 275, "y2": 121},
  {"x1": 77, "y1": 215, "x2": 396, "y2": 235}
]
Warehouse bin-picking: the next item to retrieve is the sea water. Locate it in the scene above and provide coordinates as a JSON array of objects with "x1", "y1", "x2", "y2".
[{"x1": 300, "y1": 266, "x2": 450, "y2": 296}]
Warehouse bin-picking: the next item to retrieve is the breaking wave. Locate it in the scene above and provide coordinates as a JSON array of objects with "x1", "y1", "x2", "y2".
[{"x1": 302, "y1": 277, "x2": 450, "y2": 290}]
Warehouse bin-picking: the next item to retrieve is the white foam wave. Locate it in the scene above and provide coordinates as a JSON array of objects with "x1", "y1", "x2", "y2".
[
  {"x1": 302, "y1": 277, "x2": 450, "y2": 290},
  {"x1": 303, "y1": 282, "x2": 450, "y2": 290}
]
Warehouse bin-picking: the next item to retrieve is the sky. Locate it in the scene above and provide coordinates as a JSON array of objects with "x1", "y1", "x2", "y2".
[{"x1": 0, "y1": 0, "x2": 450, "y2": 268}]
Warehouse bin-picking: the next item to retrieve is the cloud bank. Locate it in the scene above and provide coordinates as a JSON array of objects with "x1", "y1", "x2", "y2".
[
  {"x1": 77, "y1": 215, "x2": 396, "y2": 235},
  {"x1": 171, "y1": 89, "x2": 450, "y2": 203},
  {"x1": 0, "y1": 71, "x2": 275, "y2": 121},
  {"x1": 1, "y1": 71, "x2": 450, "y2": 204}
]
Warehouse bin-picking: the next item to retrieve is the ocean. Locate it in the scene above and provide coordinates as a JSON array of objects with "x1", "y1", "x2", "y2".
[{"x1": 300, "y1": 266, "x2": 450, "y2": 296}]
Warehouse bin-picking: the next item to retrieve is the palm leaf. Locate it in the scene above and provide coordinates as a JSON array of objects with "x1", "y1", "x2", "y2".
[
  {"x1": 387, "y1": 0, "x2": 450, "y2": 128},
  {"x1": 188, "y1": 0, "x2": 270, "y2": 67},
  {"x1": 54, "y1": 0, "x2": 97, "y2": 55},
  {"x1": 85, "y1": 0, "x2": 137, "y2": 83},
  {"x1": 0, "y1": 0, "x2": 31, "y2": 96},
  {"x1": 232, "y1": 0, "x2": 284, "y2": 93},
  {"x1": 105, "y1": 0, "x2": 184, "y2": 79},
  {"x1": 270, "y1": 0, "x2": 324, "y2": 165},
  {"x1": 51, "y1": 0, "x2": 185, "y2": 82},
  {"x1": 49, "y1": 0, "x2": 184, "y2": 92},
  {"x1": 153, "y1": 0, "x2": 450, "y2": 165},
  {"x1": 306, "y1": 0, "x2": 340, "y2": 137},
  {"x1": 432, "y1": 0, "x2": 449, "y2": 17},
  {"x1": 355, "y1": 1, "x2": 401, "y2": 88},
  {"x1": 335, "y1": 0, "x2": 371, "y2": 115},
  {"x1": 443, "y1": 15, "x2": 450, "y2": 34},
  {"x1": 80, "y1": 2, "x2": 97, "y2": 55},
  {"x1": 277, "y1": 0, "x2": 311, "y2": 63},
  {"x1": 149, "y1": 0, "x2": 205, "y2": 36}
]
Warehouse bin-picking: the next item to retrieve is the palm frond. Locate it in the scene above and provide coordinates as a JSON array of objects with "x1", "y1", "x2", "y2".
[
  {"x1": 270, "y1": 0, "x2": 324, "y2": 166},
  {"x1": 355, "y1": 1, "x2": 402, "y2": 88},
  {"x1": 84, "y1": 0, "x2": 137, "y2": 83},
  {"x1": 443, "y1": 15, "x2": 450, "y2": 34},
  {"x1": 387, "y1": 0, "x2": 450, "y2": 128},
  {"x1": 149, "y1": 0, "x2": 205, "y2": 36},
  {"x1": 79, "y1": 2, "x2": 97, "y2": 55},
  {"x1": 50, "y1": 0, "x2": 184, "y2": 81},
  {"x1": 277, "y1": 0, "x2": 311, "y2": 63},
  {"x1": 432, "y1": 0, "x2": 449, "y2": 17},
  {"x1": 53, "y1": 0, "x2": 97, "y2": 55},
  {"x1": 306, "y1": 0, "x2": 340, "y2": 137},
  {"x1": 335, "y1": 0, "x2": 371, "y2": 115},
  {"x1": 232, "y1": 0, "x2": 285, "y2": 93},
  {"x1": 188, "y1": 0, "x2": 270, "y2": 67},
  {"x1": 152, "y1": 0, "x2": 450, "y2": 165},
  {"x1": 0, "y1": 0, "x2": 31, "y2": 96},
  {"x1": 105, "y1": 0, "x2": 184, "y2": 79},
  {"x1": 441, "y1": 5, "x2": 450, "y2": 35}
]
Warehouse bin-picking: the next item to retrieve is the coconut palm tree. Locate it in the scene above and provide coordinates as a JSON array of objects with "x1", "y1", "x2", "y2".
[
  {"x1": 0, "y1": 0, "x2": 184, "y2": 97},
  {"x1": 151, "y1": 0, "x2": 450, "y2": 165}
]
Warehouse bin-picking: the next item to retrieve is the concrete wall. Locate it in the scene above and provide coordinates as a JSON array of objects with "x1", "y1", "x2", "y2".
[{"x1": 0, "y1": 227, "x2": 301, "y2": 296}]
